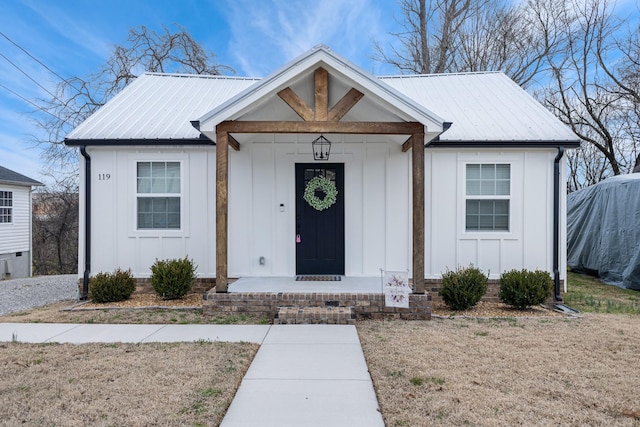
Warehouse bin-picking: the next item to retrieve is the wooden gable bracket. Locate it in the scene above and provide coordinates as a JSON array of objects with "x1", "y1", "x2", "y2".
[
  {"x1": 402, "y1": 136, "x2": 413, "y2": 152},
  {"x1": 277, "y1": 67, "x2": 364, "y2": 122}
]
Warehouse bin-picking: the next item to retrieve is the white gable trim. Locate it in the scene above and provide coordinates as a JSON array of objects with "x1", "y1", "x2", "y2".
[{"x1": 196, "y1": 46, "x2": 445, "y2": 141}]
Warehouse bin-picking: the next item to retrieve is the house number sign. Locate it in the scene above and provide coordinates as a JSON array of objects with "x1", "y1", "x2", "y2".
[{"x1": 98, "y1": 173, "x2": 111, "y2": 180}]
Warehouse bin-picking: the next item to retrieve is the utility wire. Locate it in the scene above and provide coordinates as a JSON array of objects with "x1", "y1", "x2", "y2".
[
  {"x1": 0, "y1": 31, "x2": 71, "y2": 86},
  {"x1": 0, "y1": 52, "x2": 61, "y2": 101},
  {"x1": 0, "y1": 81, "x2": 68, "y2": 123}
]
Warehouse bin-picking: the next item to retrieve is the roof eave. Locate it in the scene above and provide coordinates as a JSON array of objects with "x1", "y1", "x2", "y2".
[
  {"x1": 64, "y1": 137, "x2": 215, "y2": 147},
  {"x1": 427, "y1": 140, "x2": 582, "y2": 148}
]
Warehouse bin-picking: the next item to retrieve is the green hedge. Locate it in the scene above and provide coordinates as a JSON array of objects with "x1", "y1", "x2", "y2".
[
  {"x1": 150, "y1": 256, "x2": 197, "y2": 299},
  {"x1": 440, "y1": 265, "x2": 488, "y2": 310},
  {"x1": 499, "y1": 269, "x2": 553, "y2": 309},
  {"x1": 89, "y1": 268, "x2": 136, "y2": 303}
]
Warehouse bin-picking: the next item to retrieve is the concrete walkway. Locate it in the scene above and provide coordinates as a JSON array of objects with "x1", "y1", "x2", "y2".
[{"x1": 0, "y1": 323, "x2": 384, "y2": 427}]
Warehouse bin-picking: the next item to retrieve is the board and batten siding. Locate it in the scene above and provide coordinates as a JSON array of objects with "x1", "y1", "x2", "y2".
[
  {"x1": 0, "y1": 184, "x2": 32, "y2": 254},
  {"x1": 80, "y1": 143, "x2": 565, "y2": 282},
  {"x1": 80, "y1": 146, "x2": 217, "y2": 278},
  {"x1": 424, "y1": 148, "x2": 566, "y2": 281}
]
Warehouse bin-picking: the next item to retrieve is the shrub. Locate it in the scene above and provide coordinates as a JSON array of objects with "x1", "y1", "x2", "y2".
[
  {"x1": 150, "y1": 256, "x2": 197, "y2": 299},
  {"x1": 89, "y1": 268, "x2": 135, "y2": 303},
  {"x1": 499, "y1": 269, "x2": 553, "y2": 309},
  {"x1": 440, "y1": 265, "x2": 488, "y2": 310}
]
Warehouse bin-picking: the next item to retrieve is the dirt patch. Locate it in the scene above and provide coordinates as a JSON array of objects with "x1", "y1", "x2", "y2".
[
  {"x1": 0, "y1": 341, "x2": 257, "y2": 426},
  {"x1": 358, "y1": 314, "x2": 640, "y2": 426}
]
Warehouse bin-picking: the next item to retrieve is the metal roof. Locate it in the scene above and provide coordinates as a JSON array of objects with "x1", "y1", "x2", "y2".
[
  {"x1": 65, "y1": 69, "x2": 579, "y2": 146},
  {"x1": 0, "y1": 165, "x2": 42, "y2": 186},
  {"x1": 66, "y1": 74, "x2": 259, "y2": 142},
  {"x1": 380, "y1": 72, "x2": 578, "y2": 143}
]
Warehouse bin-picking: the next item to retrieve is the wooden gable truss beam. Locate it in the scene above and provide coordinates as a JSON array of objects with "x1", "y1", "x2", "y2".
[{"x1": 277, "y1": 67, "x2": 364, "y2": 123}]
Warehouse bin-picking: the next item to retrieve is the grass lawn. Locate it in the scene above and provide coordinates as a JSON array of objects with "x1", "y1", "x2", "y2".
[
  {"x1": 2, "y1": 272, "x2": 640, "y2": 425},
  {"x1": 564, "y1": 270, "x2": 640, "y2": 314}
]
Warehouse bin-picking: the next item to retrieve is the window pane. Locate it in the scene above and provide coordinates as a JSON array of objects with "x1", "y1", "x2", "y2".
[
  {"x1": 495, "y1": 200, "x2": 509, "y2": 215},
  {"x1": 167, "y1": 213, "x2": 180, "y2": 228},
  {"x1": 166, "y1": 162, "x2": 180, "y2": 177},
  {"x1": 151, "y1": 162, "x2": 165, "y2": 177},
  {"x1": 480, "y1": 181, "x2": 495, "y2": 195},
  {"x1": 466, "y1": 200, "x2": 479, "y2": 214},
  {"x1": 153, "y1": 213, "x2": 167, "y2": 229},
  {"x1": 151, "y1": 177, "x2": 166, "y2": 193},
  {"x1": 496, "y1": 164, "x2": 510, "y2": 179},
  {"x1": 152, "y1": 198, "x2": 167, "y2": 213},
  {"x1": 138, "y1": 213, "x2": 153, "y2": 229},
  {"x1": 137, "y1": 162, "x2": 151, "y2": 178},
  {"x1": 137, "y1": 177, "x2": 151, "y2": 193},
  {"x1": 466, "y1": 215, "x2": 479, "y2": 230},
  {"x1": 466, "y1": 164, "x2": 480, "y2": 179},
  {"x1": 479, "y1": 201, "x2": 494, "y2": 215},
  {"x1": 167, "y1": 197, "x2": 180, "y2": 212},
  {"x1": 495, "y1": 215, "x2": 509, "y2": 230},
  {"x1": 466, "y1": 181, "x2": 480, "y2": 195},
  {"x1": 480, "y1": 164, "x2": 495, "y2": 179},
  {"x1": 495, "y1": 180, "x2": 510, "y2": 195},
  {"x1": 166, "y1": 177, "x2": 180, "y2": 193},
  {"x1": 479, "y1": 215, "x2": 494, "y2": 230}
]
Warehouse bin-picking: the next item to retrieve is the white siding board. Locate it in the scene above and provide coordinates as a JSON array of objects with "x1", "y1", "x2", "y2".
[
  {"x1": 0, "y1": 185, "x2": 32, "y2": 254},
  {"x1": 363, "y1": 146, "x2": 387, "y2": 274}
]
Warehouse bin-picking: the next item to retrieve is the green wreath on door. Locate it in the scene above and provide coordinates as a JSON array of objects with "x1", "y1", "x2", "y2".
[{"x1": 303, "y1": 176, "x2": 338, "y2": 211}]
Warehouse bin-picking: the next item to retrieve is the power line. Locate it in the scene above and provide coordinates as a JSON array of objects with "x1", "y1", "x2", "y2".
[
  {"x1": 0, "y1": 82, "x2": 71, "y2": 125},
  {"x1": 0, "y1": 52, "x2": 60, "y2": 101},
  {"x1": 0, "y1": 31, "x2": 72, "y2": 86}
]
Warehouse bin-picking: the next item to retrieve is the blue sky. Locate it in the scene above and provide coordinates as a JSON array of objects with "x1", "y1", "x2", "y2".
[{"x1": 0, "y1": 0, "x2": 400, "y2": 184}]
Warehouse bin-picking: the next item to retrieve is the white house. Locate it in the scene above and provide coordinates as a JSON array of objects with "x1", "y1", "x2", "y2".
[
  {"x1": 65, "y1": 45, "x2": 579, "y2": 300},
  {"x1": 0, "y1": 165, "x2": 42, "y2": 279}
]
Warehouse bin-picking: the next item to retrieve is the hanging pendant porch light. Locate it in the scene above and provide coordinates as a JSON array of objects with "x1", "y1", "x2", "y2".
[{"x1": 312, "y1": 135, "x2": 332, "y2": 161}]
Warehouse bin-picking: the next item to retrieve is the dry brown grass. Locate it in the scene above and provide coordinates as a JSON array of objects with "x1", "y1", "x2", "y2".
[
  {"x1": 358, "y1": 314, "x2": 640, "y2": 427},
  {"x1": 0, "y1": 340, "x2": 257, "y2": 426},
  {"x1": 0, "y1": 295, "x2": 269, "y2": 325}
]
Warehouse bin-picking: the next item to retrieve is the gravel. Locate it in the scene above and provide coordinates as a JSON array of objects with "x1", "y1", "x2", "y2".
[{"x1": 0, "y1": 275, "x2": 78, "y2": 316}]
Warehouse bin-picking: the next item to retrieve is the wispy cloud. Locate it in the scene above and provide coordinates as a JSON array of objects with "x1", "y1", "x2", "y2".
[{"x1": 221, "y1": 0, "x2": 394, "y2": 76}]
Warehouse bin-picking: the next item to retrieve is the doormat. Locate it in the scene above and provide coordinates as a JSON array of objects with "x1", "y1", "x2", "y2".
[{"x1": 295, "y1": 275, "x2": 342, "y2": 282}]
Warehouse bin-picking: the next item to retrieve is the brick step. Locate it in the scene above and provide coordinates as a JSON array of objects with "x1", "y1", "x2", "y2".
[{"x1": 274, "y1": 306, "x2": 355, "y2": 325}]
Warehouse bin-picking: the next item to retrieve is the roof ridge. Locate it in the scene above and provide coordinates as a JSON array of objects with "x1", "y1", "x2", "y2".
[
  {"x1": 142, "y1": 72, "x2": 262, "y2": 80},
  {"x1": 378, "y1": 71, "x2": 503, "y2": 79}
]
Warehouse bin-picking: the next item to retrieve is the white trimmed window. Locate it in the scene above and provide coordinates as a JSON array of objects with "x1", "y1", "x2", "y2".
[
  {"x1": 0, "y1": 191, "x2": 12, "y2": 223},
  {"x1": 465, "y1": 164, "x2": 510, "y2": 231},
  {"x1": 136, "y1": 162, "x2": 181, "y2": 229}
]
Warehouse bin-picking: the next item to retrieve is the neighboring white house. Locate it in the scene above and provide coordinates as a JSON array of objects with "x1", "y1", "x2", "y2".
[
  {"x1": 65, "y1": 45, "x2": 579, "y2": 299},
  {"x1": 0, "y1": 165, "x2": 42, "y2": 279}
]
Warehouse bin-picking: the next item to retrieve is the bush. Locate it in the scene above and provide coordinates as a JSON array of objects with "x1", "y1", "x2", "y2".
[
  {"x1": 499, "y1": 269, "x2": 553, "y2": 309},
  {"x1": 150, "y1": 256, "x2": 197, "y2": 299},
  {"x1": 440, "y1": 265, "x2": 488, "y2": 310},
  {"x1": 89, "y1": 268, "x2": 136, "y2": 303}
]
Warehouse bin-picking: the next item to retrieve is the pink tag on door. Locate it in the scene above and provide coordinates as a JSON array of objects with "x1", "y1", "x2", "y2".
[{"x1": 296, "y1": 234, "x2": 301, "y2": 243}]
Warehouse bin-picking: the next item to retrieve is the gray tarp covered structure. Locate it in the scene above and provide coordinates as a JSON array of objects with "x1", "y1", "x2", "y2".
[{"x1": 567, "y1": 174, "x2": 640, "y2": 289}]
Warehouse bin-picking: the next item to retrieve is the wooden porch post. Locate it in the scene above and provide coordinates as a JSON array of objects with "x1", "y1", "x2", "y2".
[
  {"x1": 216, "y1": 129, "x2": 229, "y2": 292},
  {"x1": 412, "y1": 132, "x2": 425, "y2": 294}
]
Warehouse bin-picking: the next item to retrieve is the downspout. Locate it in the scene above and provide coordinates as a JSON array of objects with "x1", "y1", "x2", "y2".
[
  {"x1": 80, "y1": 146, "x2": 91, "y2": 300},
  {"x1": 553, "y1": 147, "x2": 565, "y2": 302}
]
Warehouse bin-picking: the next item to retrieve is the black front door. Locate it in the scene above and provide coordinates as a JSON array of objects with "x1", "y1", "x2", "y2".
[{"x1": 296, "y1": 164, "x2": 345, "y2": 275}]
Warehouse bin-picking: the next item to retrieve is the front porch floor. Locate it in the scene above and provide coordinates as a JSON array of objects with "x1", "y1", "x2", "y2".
[{"x1": 228, "y1": 276, "x2": 383, "y2": 293}]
